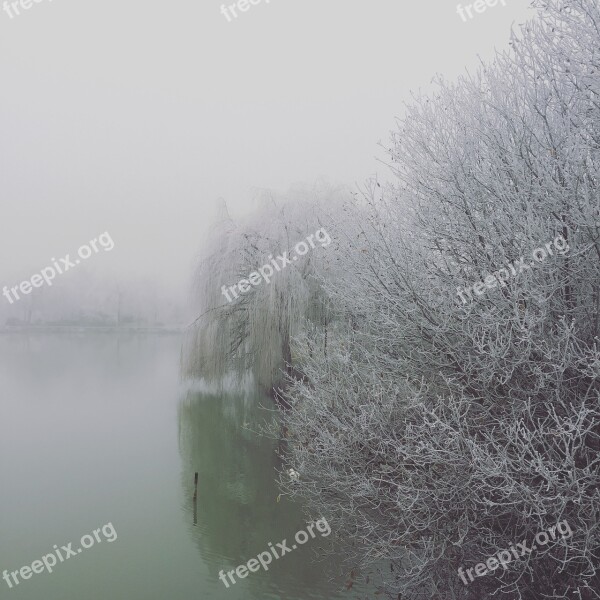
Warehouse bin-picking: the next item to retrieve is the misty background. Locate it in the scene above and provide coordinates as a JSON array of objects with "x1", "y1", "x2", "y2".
[{"x1": 0, "y1": 0, "x2": 532, "y2": 325}]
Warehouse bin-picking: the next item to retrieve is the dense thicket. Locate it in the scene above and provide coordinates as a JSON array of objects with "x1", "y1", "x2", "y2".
[
  {"x1": 278, "y1": 1, "x2": 600, "y2": 598},
  {"x1": 186, "y1": 1, "x2": 600, "y2": 598}
]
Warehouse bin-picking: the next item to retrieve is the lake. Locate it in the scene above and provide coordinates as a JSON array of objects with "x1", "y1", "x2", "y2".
[{"x1": 0, "y1": 332, "x2": 369, "y2": 599}]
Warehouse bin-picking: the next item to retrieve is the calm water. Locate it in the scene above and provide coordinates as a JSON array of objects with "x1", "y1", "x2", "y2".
[{"x1": 0, "y1": 333, "x2": 368, "y2": 599}]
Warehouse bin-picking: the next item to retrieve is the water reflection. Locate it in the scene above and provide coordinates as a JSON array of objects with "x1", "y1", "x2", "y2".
[{"x1": 177, "y1": 388, "x2": 368, "y2": 600}]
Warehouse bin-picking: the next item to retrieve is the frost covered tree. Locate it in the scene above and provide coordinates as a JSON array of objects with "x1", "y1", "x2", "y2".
[
  {"x1": 277, "y1": 1, "x2": 600, "y2": 599},
  {"x1": 182, "y1": 183, "x2": 345, "y2": 392}
]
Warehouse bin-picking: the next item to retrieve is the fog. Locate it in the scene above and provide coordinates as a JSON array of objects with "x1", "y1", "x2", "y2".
[{"x1": 0, "y1": 0, "x2": 533, "y2": 321}]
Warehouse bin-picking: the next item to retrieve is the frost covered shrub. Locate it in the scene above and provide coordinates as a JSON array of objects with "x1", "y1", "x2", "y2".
[{"x1": 279, "y1": 2, "x2": 600, "y2": 598}]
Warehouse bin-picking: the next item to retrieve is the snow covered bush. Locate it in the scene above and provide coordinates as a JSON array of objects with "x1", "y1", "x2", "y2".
[{"x1": 278, "y1": 1, "x2": 600, "y2": 598}]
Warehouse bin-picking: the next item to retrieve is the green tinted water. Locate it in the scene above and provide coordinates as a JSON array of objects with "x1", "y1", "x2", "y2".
[{"x1": 0, "y1": 333, "x2": 368, "y2": 599}]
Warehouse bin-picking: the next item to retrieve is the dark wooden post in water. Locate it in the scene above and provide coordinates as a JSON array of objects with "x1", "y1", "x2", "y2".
[{"x1": 193, "y1": 472, "x2": 198, "y2": 526}]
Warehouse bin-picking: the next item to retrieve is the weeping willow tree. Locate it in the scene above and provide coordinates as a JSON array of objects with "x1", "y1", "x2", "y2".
[{"x1": 182, "y1": 183, "x2": 346, "y2": 392}]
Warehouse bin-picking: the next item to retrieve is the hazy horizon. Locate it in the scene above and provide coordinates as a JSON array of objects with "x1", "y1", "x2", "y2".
[{"x1": 0, "y1": 0, "x2": 534, "y2": 308}]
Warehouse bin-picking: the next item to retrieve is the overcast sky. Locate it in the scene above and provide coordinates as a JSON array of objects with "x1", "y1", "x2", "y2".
[{"x1": 0, "y1": 0, "x2": 534, "y2": 297}]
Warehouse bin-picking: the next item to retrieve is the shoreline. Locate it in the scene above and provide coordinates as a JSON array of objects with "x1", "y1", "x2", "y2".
[{"x1": 0, "y1": 325, "x2": 185, "y2": 334}]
